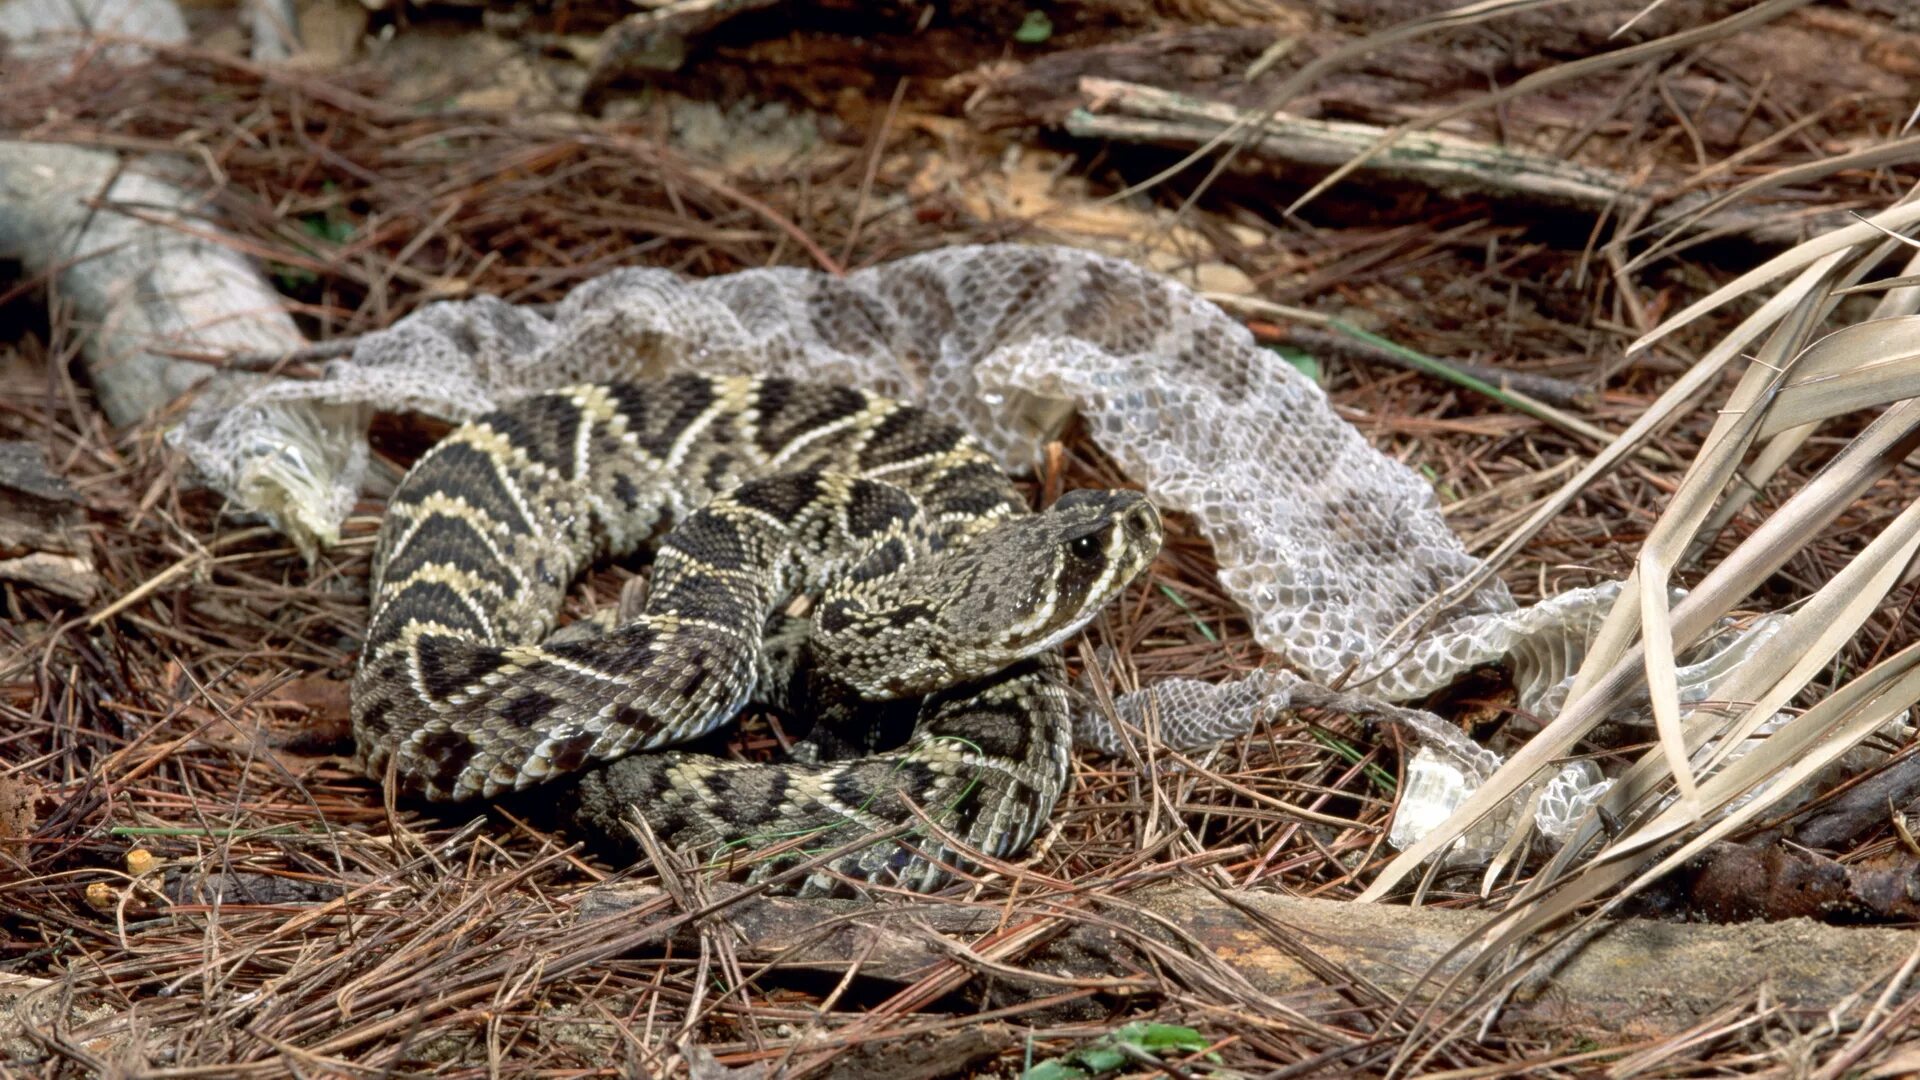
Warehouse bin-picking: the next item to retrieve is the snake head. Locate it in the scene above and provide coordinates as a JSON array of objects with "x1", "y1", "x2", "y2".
[{"x1": 815, "y1": 488, "x2": 1163, "y2": 698}]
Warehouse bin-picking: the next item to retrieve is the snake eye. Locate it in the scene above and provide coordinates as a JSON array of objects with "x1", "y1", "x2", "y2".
[{"x1": 1067, "y1": 534, "x2": 1102, "y2": 561}]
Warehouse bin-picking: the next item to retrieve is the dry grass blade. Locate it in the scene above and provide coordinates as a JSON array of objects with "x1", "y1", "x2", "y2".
[
  {"x1": 1598, "y1": 499, "x2": 1920, "y2": 843},
  {"x1": 1755, "y1": 318, "x2": 1920, "y2": 438},
  {"x1": 1360, "y1": 260, "x2": 1846, "y2": 897},
  {"x1": 1471, "y1": 641, "x2": 1920, "y2": 991},
  {"x1": 1378, "y1": 233, "x2": 1859, "y2": 663},
  {"x1": 1480, "y1": 282, "x2": 1827, "y2": 887},
  {"x1": 1365, "y1": 205, "x2": 1920, "y2": 901},
  {"x1": 1838, "y1": 272, "x2": 1920, "y2": 295},
  {"x1": 1387, "y1": 629, "x2": 1920, "y2": 1073},
  {"x1": 1370, "y1": 229, "x2": 1920, "y2": 1063},
  {"x1": 1631, "y1": 140, "x2": 1920, "y2": 273},
  {"x1": 1613, "y1": 0, "x2": 1677, "y2": 36},
  {"x1": 1630, "y1": 199, "x2": 1920, "y2": 357},
  {"x1": 1620, "y1": 275, "x2": 1842, "y2": 811},
  {"x1": 1692, "y1": 257, "x2": 1920, "y2": 558}
]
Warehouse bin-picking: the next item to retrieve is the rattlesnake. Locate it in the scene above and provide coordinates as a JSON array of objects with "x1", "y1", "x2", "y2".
[{"x1": 352, "y1": 373, "x2": 1161, "y2": 893}]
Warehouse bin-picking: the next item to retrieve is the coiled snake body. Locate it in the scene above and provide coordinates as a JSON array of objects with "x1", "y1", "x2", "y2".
[{"x1": 353, "y1": 374, "x2": 1161, "y2": 893}]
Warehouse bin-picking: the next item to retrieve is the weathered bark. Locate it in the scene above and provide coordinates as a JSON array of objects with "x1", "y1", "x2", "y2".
[
  {"x1": 0, "y1": 144, "x2": 302, "y2": 428},
  {"x1": 945, "y1": 2, "x2": 1918, "y2": 252},
  {"x1": 0, "y1": 442, "x2": 99, "y2": 602},
  {"x1": 584, "y1": 882, "x2": 1920, "y2": 1038},
  {"x1": 1673, "y1": 842, "x2": 1920, "y2": 924},
  {"x1": 955, "y1": 27, "x2": 1287, "y2": 131}
]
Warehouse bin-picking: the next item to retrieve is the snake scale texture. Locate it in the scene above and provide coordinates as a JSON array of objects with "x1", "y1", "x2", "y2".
[{"x1": 352, "y1": 374, "x2": 1161, "y2": 894}]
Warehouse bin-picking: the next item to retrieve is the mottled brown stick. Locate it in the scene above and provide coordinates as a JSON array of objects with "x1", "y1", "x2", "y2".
[{"x1": 584, "y1": 882, "x2": 1920, "y2": 1038}]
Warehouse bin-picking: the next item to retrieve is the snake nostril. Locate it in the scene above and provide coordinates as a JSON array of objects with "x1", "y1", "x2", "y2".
[{"x1": 1125, "y1": 504, "x2": 1155, "y2": 536}]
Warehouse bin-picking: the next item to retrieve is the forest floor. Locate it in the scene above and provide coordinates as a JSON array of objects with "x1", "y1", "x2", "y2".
[{"x1": 4, "y1": 0, "x2": 1920, "y2": 1075}]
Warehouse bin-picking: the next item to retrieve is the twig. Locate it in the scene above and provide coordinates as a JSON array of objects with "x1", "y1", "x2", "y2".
[{"x1": 1069, "y1": 75, "x2": 1847, "y2": 251}]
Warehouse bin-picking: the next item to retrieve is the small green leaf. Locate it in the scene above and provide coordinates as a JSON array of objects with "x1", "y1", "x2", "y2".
[
  {"x1": 270, "y1": 263, "x2": 318, "y2": 292},
  {"x1": 1074, "y1": 1047, "x2": 1127, "y2": 1072},
  {"x1": 1273, "y1": 346, "x2": 1321, "y2": 382},
  {"x1": 1131, "y1": 1023, "x2": 1212, "y2": 1053},
  {"x1": 1158, "y1": 583, "x2": 1217, "y2": 643},
  {"x1": 1014, "y1": 10, "x2": 1052, "y2": 44},
  {"x1": 1022, "y1": 1022, "x2": 1219, "y2": 1079},
  {"x1": 300, "y1": 212, "x2": 353, "y2": 245}
]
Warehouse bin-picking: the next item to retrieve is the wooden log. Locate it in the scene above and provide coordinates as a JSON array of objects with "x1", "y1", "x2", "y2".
[
  {"x1": 582, "y1": 882, "x2": 1920, "y2": 1038},
  {"x1": 1058, "y1": 77, "x2": 1878, "y2": 251},
  {"x1": 0, "y1": 142, "x2": 303, "y2": 427}
]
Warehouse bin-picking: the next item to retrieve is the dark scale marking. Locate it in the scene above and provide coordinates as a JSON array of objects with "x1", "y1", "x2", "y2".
[
  {"x1": 534, "y1": 393, "x2": 587, "y2": 474},
  {"x1": 751, "y1": 377, "x2": 797, "y2": 426},
  {"x1": 651, "y1": 574, "x2": 760, "y2": 624},
  {"x1": 856, "y1": 406, "x2": 963, "y2": 473},
  {"x1": 681, "y1": 667, "x2": 709, "y2": 699},
  {"x1": 816, "y1": 598, "x2": 863, "y2": 635},
  {"x1": 614, "y1": 376, "x2": 718, "y2": 459},
  {"x1": 416, "y1": 729, "x2": 479, "y2": 796},
  {"x1": 660, "y1": 513, "x2": 757, "y2": 573},
  {"x1": 381, "y1": 514, "x2": 507, "y2": 592},
  {"x1": 841, "y1": 480, "x2": 917, "y2": 539},
  {"x1": 658, "y1": 376, "x2": 721, "y2": 448},
  {"x1": 600, "y1": 382, "x2": 665, "y2": 458},
  {"x1": 547, "y1": 729, "x2": 599, "y2": 774},
  {"x1": 499, "y1": 690, "x2": 562, "y2": 731},
  {"x1": 843, "y1": 537, "x2": 913, "y2": 586},
  {"x1": 608, "y1": 703, "x2": 662, "y2": 734},
  {"x1": 479, "y1": 393, "x2": 582, "y2": 477},
  {"x1": 533, "y1": 556, "x2": 559, "y2": 588},
  {"x1": 600, "y1": 383, "x2": 653, "y2": 452},
  {"x1": 884, "y1": 602, "x2": 937, "y2": 630},
  {"x1": 932, "y1": 777, "x2": 988, "y2": 843},
  {"x1": 738, "y1": 774, "x2": 800, "y2": 829},
  {"x1": 702, "y1": 417, "x2": 738, "y2": 446},
  {"x1": 934, "y1": 484, "x2": 1022, "y2": 521},
  {"x1": 698, "y1": 771, "x2": 785, "y2": 829},
  {"x1": 918, "y1": 696, "x2": 1033, "y2": 761},
  {"x1": 690, "y1": 768, "x2": 740, "y2": 810},
  {"x1": 550, "y1": 624, "x2": 660, "y2": 672},
  {"x1": 701, "y1": 450, "x2": 742, "y2": 494},
  {"x1": 356, "y1": 700, "x2": 393, "y2": 739},
  {"x1": 727, "y1": 473, "x2": 825, "y2": 523},
  {"x1": 371, "y1": 581, "x2": 493, "y2": 642},
  {"x1": 755, "y1": 771, "x2": 793, "y2": 823},
  {"x1": 612, "y1": 472, "x2": 641, "y2": 510},
  {"x1": 592, "y1": 429, "x2": 634, "y2": 474},
  {"x1": 364, "y1": 653, "x2": 411, "y2": 686},
  {"x1": 800, "y1": 693, "x2": 919, "y2": 758},
  {"x1": 756, "y1": 385, "x2": 867, "y2": 457},
  {"x1": 404, "y1": 442, "x2": 537, "y2": 536},
  {"x1": 832, "y1": 759, "x2": 937, "y2": 810},
  {"x1": 414, "y1": 636, "x2": 511, "y2": 702}
]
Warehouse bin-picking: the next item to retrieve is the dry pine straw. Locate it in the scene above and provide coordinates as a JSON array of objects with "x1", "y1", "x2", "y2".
[
  {"x1": 3, "y1": 50, "x2": 1920, "y2": 1076},
  {"x1": 0, "y1": 367, "x2": 1437, "y2": 1072}
]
